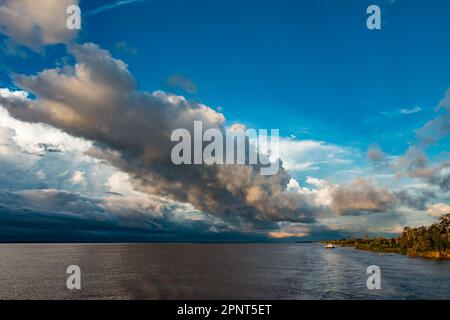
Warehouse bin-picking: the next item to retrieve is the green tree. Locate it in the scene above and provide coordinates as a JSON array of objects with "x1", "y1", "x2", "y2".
[{"x1": 437, "y1": 213, "x2": 449, "y2": 258}]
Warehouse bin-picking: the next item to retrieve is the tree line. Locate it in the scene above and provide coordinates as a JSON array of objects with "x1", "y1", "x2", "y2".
[{"x1": 326, "y1": 214, "x2": 449, "y2": 259}]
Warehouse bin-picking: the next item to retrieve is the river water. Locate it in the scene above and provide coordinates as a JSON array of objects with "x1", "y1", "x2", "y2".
[{"x1": 0, "y1": 243, "x2": 448, "y2": 299}]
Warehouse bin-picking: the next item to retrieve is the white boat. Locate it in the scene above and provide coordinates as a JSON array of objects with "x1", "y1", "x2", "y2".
[{"x1": 325, "y1": 243, "x2": 335, "y2": 249}]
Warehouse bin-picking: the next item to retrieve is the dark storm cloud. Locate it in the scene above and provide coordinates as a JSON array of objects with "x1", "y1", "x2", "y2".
[{"x1": 0, "y1": 189, "x2": 267, "y2": 242}]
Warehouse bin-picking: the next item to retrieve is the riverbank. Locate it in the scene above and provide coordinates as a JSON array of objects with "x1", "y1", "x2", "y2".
[
  {"x1": 323, "y1": 214, "x2": 449, "y2": 260},
  {"x1": 322, "y1": 239, "x2": 449, "y2": 260}
]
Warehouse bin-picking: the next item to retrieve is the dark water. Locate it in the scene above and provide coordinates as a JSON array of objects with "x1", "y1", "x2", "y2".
[{"x1": 0, "y1": 243, "x2": 448, "y2": 300}]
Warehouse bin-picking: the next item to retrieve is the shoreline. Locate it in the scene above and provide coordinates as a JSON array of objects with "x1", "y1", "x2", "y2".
[{"x1": 326, "y1": 242, "x2": 449, "y2": 260}]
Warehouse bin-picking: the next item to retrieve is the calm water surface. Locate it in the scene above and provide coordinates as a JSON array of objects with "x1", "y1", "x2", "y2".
[{"x1": 0, "y1": 243, "x2": 448, "y2": 299}]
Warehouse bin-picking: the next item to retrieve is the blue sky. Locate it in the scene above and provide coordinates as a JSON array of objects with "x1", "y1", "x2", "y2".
[
  {"x1": 78, "y1": 0, "x2": 450, "y2": 148},
  {"x1": 0, "y1": 0, "x2": 449, "y2": 241}
]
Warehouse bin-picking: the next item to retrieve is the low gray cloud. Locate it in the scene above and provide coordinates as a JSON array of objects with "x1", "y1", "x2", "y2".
[
  {"x1": 367, "y1": 145, "x2": 387, "y2": 163},
  {"x1": 399, "y1": 89, "x2": 450, "y2": 191},
  {"x1": 417, "y1": 88, "x2": 450, "y2": 145},
  {"x1": 367, "y1": 123, "x2": 450, "y2": 192},
  {"x1": 367, "y1": 144, "x2": 390, "y2": 170},
  {"x1": 395, "y1": 147, "x2": 450, "y2": 191},
  {"x1": 166, "y1": 74, "x2": 198, "y2": 94},
  {"x1": 115, "y1": 41, "x2": 139, "y2": 55},
  {"x1": 394, "y1": 190, "x2": 436, "y2": 211},
  {"x1": 330, "y1": 178, "x2": 395, "y2": 215},
  {"x1": 291, "y1": 177, "x2": 422, "y2": 217},
  {"x1": 408, "y1": 162, "x2": 450, "y2": 192}
]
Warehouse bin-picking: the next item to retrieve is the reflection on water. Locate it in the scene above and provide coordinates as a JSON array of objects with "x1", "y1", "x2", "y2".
[{"x1": 0, "y1": 243, "x2": 448, "y2": 299}]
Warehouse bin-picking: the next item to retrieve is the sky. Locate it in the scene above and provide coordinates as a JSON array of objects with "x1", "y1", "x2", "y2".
[{"x1": 0, "y1": 0, "x2": 449, "y2": 242}]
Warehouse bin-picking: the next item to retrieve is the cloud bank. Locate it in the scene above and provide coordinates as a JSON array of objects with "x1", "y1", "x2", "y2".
[
  {"x1": 0, "y1": 43, "x2": 326, "y2": 231},
  {"x1": 0, "y1": 1, "x2": 448, "y2": 240},
  {"x1": 1, "y1": 41, "x2": 442, "y2": 238}
]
